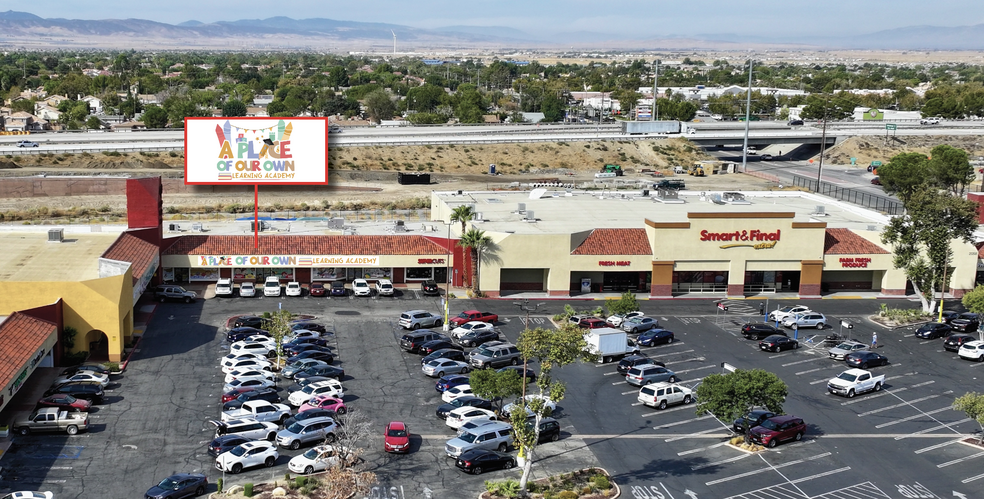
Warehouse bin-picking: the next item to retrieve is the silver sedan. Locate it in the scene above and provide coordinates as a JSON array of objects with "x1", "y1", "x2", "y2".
[{"x1": 422, "y1": 359, "x2": 470, "y2": 378}]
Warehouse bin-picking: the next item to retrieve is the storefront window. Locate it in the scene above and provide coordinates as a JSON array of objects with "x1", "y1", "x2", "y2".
[
  {"x1": 406, "y1": 267, "x2": 434, "y2": 280},
  {"x1": 349, "y1": 267, "x2": 392, "y2": 280},
  {"x1": 190, "y1": 268, "x2": 220, "y2": 281},
  {"x1": 234, "y1": 268, "x2": 258, "y2": 281},
  {"x1": 255, "y1": 268, "x2": 294, "y2": 281},
  {"x1": 313, "y1": 268, "x2": 343, "y2": 280}
]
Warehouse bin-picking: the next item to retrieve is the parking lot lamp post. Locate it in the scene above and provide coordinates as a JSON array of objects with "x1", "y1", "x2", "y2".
[
  {"x1": 443, "y1": 221, "x2": 453, "y2": 330},
  {"x1": 513, "y1": 299, "x2": 546, "y2": 401}
]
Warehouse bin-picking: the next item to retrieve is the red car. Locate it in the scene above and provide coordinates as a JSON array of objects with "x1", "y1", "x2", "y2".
[
  {"x1": 309, "y1": 282, "x2": 326, "y2": 297},
  {"x1": 578, "y1": 318, "x2": 609, "y2": 329},
  {"x1": 221, "y1": 387, "x2": 255, "y2": 403},
  {"x1": 38, "y1": 393, "x2": 92, "y2": 412},
  {"x1": 384, "y1": 421, "x2": 410, "y2": 453},
  {"x1": 748, "y1": 415, "x2": 806, "y2": 448}
]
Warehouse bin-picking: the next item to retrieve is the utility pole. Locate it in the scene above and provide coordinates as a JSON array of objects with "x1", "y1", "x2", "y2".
[
  {"x1": 652, "y1": 59, "x2": 660, "y2": 121},
  {"x1": 513, "y1": 299, "x2": 546, "y2": 401},
  {"x1": 815, "y1": 95, "x2": 830, "y2": 192},
  {"x1": 741, "y1": 59, "x2": 753, "y2": 174}
]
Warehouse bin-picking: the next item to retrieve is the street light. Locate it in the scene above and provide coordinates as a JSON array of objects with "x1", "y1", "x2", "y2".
[
  {"x1": 513, "y1": 299, "x2": 546, "y2": 400},
  {"x1": 442, "y1": 220, "x2": 453, "y2": 330}
]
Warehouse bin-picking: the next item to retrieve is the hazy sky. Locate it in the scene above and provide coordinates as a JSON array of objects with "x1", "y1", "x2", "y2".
[{"x1": 16, "y1": 1, "x2": 984, "y2": 37}]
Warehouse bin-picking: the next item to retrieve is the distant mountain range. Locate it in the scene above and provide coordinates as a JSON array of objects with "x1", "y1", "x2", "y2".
[{"x1": 0, "y1": 10, "x2": 982, "y2": 51}]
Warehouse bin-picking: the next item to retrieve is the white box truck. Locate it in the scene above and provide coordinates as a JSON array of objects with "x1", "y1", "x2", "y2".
[{"x1": 584, "y1": 327, "x2": 640, "y2": 363}]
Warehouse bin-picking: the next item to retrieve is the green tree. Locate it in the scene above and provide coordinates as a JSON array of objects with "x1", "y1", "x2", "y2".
[
  {"x1": 141, "y1": 105, "x2": 169, "y2": 129},
  {"x1": 605, "y1": 291, "x2": 640, "y2": 316},
  {"x1": 961, "y1": 286, "x2": 984, "y2": 333},
  {"x1": 222, "y1": 99, "x2": 248, "y2": 117},
  {"x1": 952, "y1": 393, "x2": 984, "y2": 444},
  {"x1": 877, "y1": 152, "x2": 931, "y2": 204},
  {"x1": 449, "y1": 204, "x2": 475, "y2": 234},
  {"x1": 610, "y1": 88, "x2": 640, "y2": 115},
  {"x1": 540, "y1": 93, "x2": 565, "y2": 122},
  {"x1": 694, "y1": 369, "x2": 788, "y2": 444},
  {"x1": 468, "y1": 368, "x2": 523, "y2": 413},
  {"x1": 512, "y1": 324, "x2": 592, "y2": 493},
  {"x1": 363, "y1": 89, "x2": 395, "y2": 123},
  {"x1": 928, "y1": 144, "x2": 974, "y2": 196},
  {"x1": 800, "y1": 93, "x2": 856, "y2": 121},
  {"x1": 265, "y1": 309, "x2": 294, "y2": 368},
  {"x1": 458, "y1": 228, "x2": 492, "y2": 295},
  {"x1": 84, "y1": 116, "x2": 103, "y2": 130}
]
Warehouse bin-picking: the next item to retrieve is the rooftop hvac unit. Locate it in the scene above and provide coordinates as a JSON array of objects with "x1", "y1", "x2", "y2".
[
  {"x1": 525, "y1": 210, "x2": 535, "y2": 221},
  {"x1": 814, "y1": 205, "x2": 826, "y2": 216},
  {"x1": 474, "y1": 212, "x2": 484, "y2": 221},
  {"x1": 517, "y1": 203, "x2": 526, "y2": 213},
  {"x1": 48, "y1": 228, "x2": 64, "y2": 243},
  {"x1": 868, "y1": 225, "x2": 878, "y2": 231}
]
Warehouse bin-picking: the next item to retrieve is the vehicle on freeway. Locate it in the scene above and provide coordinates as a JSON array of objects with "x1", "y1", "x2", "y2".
[
  {"x1": 616, "y1": 355, "x2": 663, "y2": 376},
  {"x1": 285, "y1": 281, "x2": 302, "y2": 297},
  {"x1": 292, "y1": 322, "x2": 331, "y2": 335},
  {"x1": 944, "y1": 333, "x2": 978, "y2": 352},
  {"x1": 237, "y1": 281, "x2": 256, "y2": 297},
  {"x1": 845, "y1": 351, "x2": 889, "y2": 369},
  {"x1": 421, "y1": 280, "x2": 440, "y2": 295},
  {"x1": 222, "y1": 387, "x2": 281, "y2": 410},
  {"x1": 606, "y1": 311, "x2": 644, "y2": 327},
  {"x1": 215, "y1": 441, "x2": 279, "y2": 473},
  {"x1": 496, "y1": 365, "x2": 537, "y2": 383},
  {"x1": 37, "y1": 393, "x2": 91, "y2": 412},
  {"x1": 871, "y1": 177, "x2": 882, "y2": 186},
  {"x1": 155, "y1": 285, "x2": 197, "y2": 303},
  {"x1": 455, "y1": 449, "x2": 515, "y2": 475},
  {"x1": 915, "y1": 322, "x2": 951, "y2": 339},
  {"x1": 294, "y1": 364, "x2": 344, "y2": 382},
  {"x1": 215, "y1": 278, "x2": 234, "y2": 297},
  {"x1": 761, "y1": 154, "x2": 774, "y2": 161},
  {"x1": 352, "y1": 278, "x2": 371, "y2": 296},
  {"x1": 638, "y1": 382, "x2": 693, "y2": 410},
  {"x1": 330, "y1": 280, "x2": 347, "y2": 296},
  {"x1": 423, "y1": 359, "x2": 471, "y2": 377},
  {"x1": 289, "y1": 445, "x2": 346, "y2": 474},
  {"x1": 445, "y1": 421, "x2": 514, "y2": 458},
  {"x1": 43, "y1": 381, "x2": 104, "y2": 404},
  {"x1": 920, "y1": 117, "x2": 941, "y2": 125},
  {"x1": 436, "y1": 374, "x2": 470, "y2": 393},
  {"x1": 221, "y1": 400, "x2": 291, "y2": 424},
  {"x1": 781, "y1": 312, "x2": 827, "y2": 329},
  {"x1": 733, "y1": 409, "x2": 777, "y2": 434},
  {"x1": 950, "y1": 313, "x2": 980, "y2": 332},
  {"x1": 288, "y1": 379, "x2": 344, "y2": 406},
  {"x1": 450, "y1": 310, "x2": 498, "y2": 327},
  {"x1": 622, "y1": 316, "x2": 659, "y2": 334},
  {"x1": 384, "y1": 421, "x2": 411, "y2": 453},
  {"x1": 14, "y1": 407, "x2": 89, "y2": 435},
  {"x1": 223, "y1": 369, "x2": 275, "y2": 385},
  {"x1": 418, "y1": 339, "x2": 464, "y2": 356},
  {"x1": 422, "y1": 349, "x2": 467, "y2": 365},
  {"x1": 442, "y1": 384, "x2": 474, "y2": 403},
  {"x1": 400, "y1": 330, "x2": 450, "y2": 353},
  {"x1": 144, "y1": 473, "x2": 208, "y2": 499},
  {"x1": 232, "y1": 315, "x2": 269, "y2": 329},
  {"x1": 399, "y1": 310, "x2": 444, "y2": 330},
  {"x1": 637, "y1": 329, "x2": 674, "y2": 346},
  {"x1": 500, "y1": 394, "x2": 557, "y2": 420},
  {"x1": 768, "y1": 305, "x2": 811, "y2": 323},
  {"x1": 283, "y1": 408, "x2": 336, "y2": 429},
  {"x1": 16, "y1": 140, "x2": 39, "y2": 147},
  {"x1": 263, "y1": 276, "x2": 282, "y2": 297},
  {"x1": 958, "y1": 340, "x2": 984, "y2": 361},
  {"x1": 375, "y1": 279, "x2": 395, "y2": 296},
  {"x1": 446, "y1": 407, "x2": 498, "y2": 430},
  {"x1": 210, "y1": 419, "x2": 279, "y2": 441},
  {"x1": 207, "y1": 434, "x2": 251, "y2": 457},
  {"x1": 52, "y1": 371, "x2": 109, "y2": 388},
  {"x1": 282, "y1": 359, "x2": 330, "y2": 379},
  {"x1": 277, "y1": 417, "x2": 339, "y2": 449},
  {"x1": 450, "y1": 321, "x2": 496, "y2": 340},
  {"x1": 308, "y1": 282, "x2": 326, "y2": 297},
  {"x1": 759, "y1": 335, "x2": 799, "y2": 352},
  {"x1": 222, "y1": 358, "x2": 272, "y2": 374},
  {"x1": 827, "y1": 369, "x2": 884, "y2": 398},
  {"x1": 625, "y1": 365, "x2": 677, "y2": 387},
  {"x1": 740, "y1": 323, "x2": 783, "y2": 340},
  {"x1": 828, "y1": 340, "x2": 868, "y2": 360},
  {"x1": 787, "y1": 119, "x2": 804, "y2": 126},
  {"x1": 299, "y1": 395, "x2": 347, "y2": 414},
  {"x1": 436, "y1": 396, "x2": 492, "y2": 419},
  {"x1": 748, "y1": 415, "x2": 806, "y2": 448},
  {"x1": 223, "y1": 377, "x2": 275, "y2": 393}
]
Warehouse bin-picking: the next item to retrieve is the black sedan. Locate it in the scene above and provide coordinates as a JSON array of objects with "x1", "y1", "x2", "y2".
[
  {"x1": 419, "y1": 340, "x2": 463, "y2": 355},
  {"x1": 233, "y1": 315, "x2": 269, "y2": 329},
  {"x1": 286, "y1": 376, "x2": 329, "y2": 394},
  {"x1": 421, "y1": 280, "x2": 441, "y2": 296},
  {"x1": 207, "y1": 435, "x2": 251, "y2": 457},
  {"x1": 222, "y1": 387, "x2": 281, "y2": 411},
  {"x1": 421, "y1": 348, "x2": 467, "y2": 365},
  {"x1": 226, "y1": 327, "x2": 269, "y2": 342},
  {"x1": 294, "y1": 364, "x2": 345, "y2": 381},
  {"x1": 456, "y1": 449, "x2": 515, "y2": 475},
  {"x1": 436, "y1": 396, "x2": 492, "y2": 419},
  {"x1": 733, "y1": 410, "x2": 776, "y2": 433},
  {"x1": 283, "y1": 336, "x2": 328, "y2": 349},
  {"x1": 283, "y1": 343, "x2": 333, "y2": 358},
  {"x1": 292, "y1": 322, "x2": 331, "y2": 335},
  {"x1": 759, "y1": 335, "x2": 799, "y2": 352},
  {"x1": 459, "y1": 329, "x2": 500, "y2": 347},
  {"x1": 145, "y1": 473, "x2": 208, "y2": 499},
  {"x1": 845, "y1": 351, "x2": 889, "y2": 369},
  {"x1": 950, "y1": 313, "x2": 980, "y2": 333},
  {"x1": 915, "y1": 322, "x2": 951, "y2": 339},
  {"x1": 944, "y1": 333, "x2": 977, "y2": 352},
  {"x1": 283, "y1": 408, "x2": 336, "y2": 428},
  {"x1": 616, "y1": 355, "x2": 664, "y2": 376},
  {"x1": 740, "y1": 323, "x2": 783, "y2": 340},
  {"x1": 637, "y1": 329, "x2": 674, "y2": 347},
  {"x1": 939, "y1": 311, "x2": 961, "y2": 324},
  {"x1": 497, "y1": 365, "x2": 537, "y2": 383},
  {"x1": 286, "y1": 350, "x2": 335, "y2": 365}
]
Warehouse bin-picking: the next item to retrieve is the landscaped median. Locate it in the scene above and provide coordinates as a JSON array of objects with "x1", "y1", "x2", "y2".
[{"x1": 481, "y1": 467, "x2": 618, "y2": 499}]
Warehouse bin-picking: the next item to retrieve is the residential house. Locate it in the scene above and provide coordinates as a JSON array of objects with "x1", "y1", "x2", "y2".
[
  {"x1": 93, "y1": 114, "x2": 126, "y2": 127},
  {"x1": 245, "y1": 107, "x2": 268, "y2": 117},
  {"x1": 82, "y1": 96, "x2": 103, "y2": 114},
  {"x1": 253, "y1": 95, "x2": 274, "y2": 107},
  {"x1": 19, "y1": 88, "x2": 47, "y2": 100},
  {"x1": 137, "y1": 94, "x2": 159, "y2": 106},
  {"x1": 4, "y1": 112, "x2": 47, "y2": 131},
  {"x1": 35, "y1": 104, "x2": 61, "y2": 122},
  {"x1": 111, "y1": 121, "x2": 146, "y2": 132},
  {"x1": 43, "y1": 95, "x2": 70, "y2": 108}
]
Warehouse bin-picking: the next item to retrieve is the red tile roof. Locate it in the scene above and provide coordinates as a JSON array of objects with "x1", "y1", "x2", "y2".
[
  {"x1": 0, "y1": 312, "x2": 57, "y2": 392},
  {"x1": 101, "y1": 232, "x2": 160, "y2": 284},
  {"x1": 823, "y1": 228, "x2": 890, "y2": 255},
  {"x1": 163, "y1": 235, "x2": 449, "y2": 255},
  {"x1": 572, "y1": 229, "x2": 652, "y2": 255}
]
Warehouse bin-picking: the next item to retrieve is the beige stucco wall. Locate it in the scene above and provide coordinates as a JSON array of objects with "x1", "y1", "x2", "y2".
[{"x1": 477, "y1": 232, "x2": 572, "y2": 292}]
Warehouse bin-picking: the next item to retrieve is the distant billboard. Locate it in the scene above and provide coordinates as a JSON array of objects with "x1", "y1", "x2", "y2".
[
  {"x1": 636, "y1": 105, "x2": 652, "y2": 120},
  {"x1": 184, "y1": 117, "x2": 328, "y2": 185}
]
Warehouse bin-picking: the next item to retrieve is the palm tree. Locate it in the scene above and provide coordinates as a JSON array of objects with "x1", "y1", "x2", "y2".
[
  {"x1": 458, "y1": 228, "x2": 492, "y2": 295},
  {"x1": 449, "y1": 205, "x2": 475, "y2": 235}
]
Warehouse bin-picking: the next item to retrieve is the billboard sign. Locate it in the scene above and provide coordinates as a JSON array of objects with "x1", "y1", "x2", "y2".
[{"x1": 184, "y1": 117, "x2": 328, "y2": 185}]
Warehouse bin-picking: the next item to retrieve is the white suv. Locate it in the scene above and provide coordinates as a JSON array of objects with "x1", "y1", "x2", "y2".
[
  {"x1": 638, "y1": 382, "x2": 694, "y2": 410},
  {"x1": 215, "y1": 278, "x2": 234, "y2": 297},
  {"x1": 263, "y1": 276, "x2": 282, "y2": 297},
  {"x1": 352, "y1": 279, "x2": 371, "y2": 297},
  {"x1": 285, "y1": 281, "x2": 302, "y2": 297},
  {"x1": 214, "y1": 440, "x2": 279, "y2": 474},
  {"x1": 920, "y1": 117, "x2": 941, "y2": 125},
  {"x1": 768, "y1": 305, "x2": 811, "y2": 323},
  {"x1": 375, "y1": 279, "x2": 394, "y2": 296}
]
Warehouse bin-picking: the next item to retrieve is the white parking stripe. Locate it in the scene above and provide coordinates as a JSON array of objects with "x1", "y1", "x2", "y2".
[
  {"x1": 674, "y1": 365, "x2": 716, "y2": 375},
  {"x1": 621, "y1": 389, "x2": 638, "y2": 395},
  {"x1": 875, "y1": 406, "x2": 952, "y2": 428},
  {"x1": 641, "y1": 404, "x2": 702, "y2": 417},
  {"x1": 896, "y1": 419, "x2": 972, "y2": 440},
  {"x1": 665, "y1": 427, "x2": 722, "y2": 442},
  {"x1": 653, "y1": 415, "x2": 714, "y2": 429},
  {"x1": 795, "y1": 366, "x2": 828, "y2": 376},
  {"x1": 915, "y1": 439, "x2": 964, "y2": 454},
  {"x1": 704, "y1": 452, "x2": 832, "y2": 486},
  {"x1": 788, "y1": 467, "x2": 852, "y2": 485},
  {"x1": 910, "y1": 380, "x2": 935, "y2": 388},
  {"x1": 782, "y1": 357, "x2": 824, "y2": 367},
  {"x1": 857, "y1": 395, "x2": 939, "y2": 416},
  {"x1": 678, "y1": 441, "x2": 729, "y2": 456},
  {"x1": 937, "y1": 451, "x2": 984, "y2": 468},
  {"x1": 962, "y1": 472, "x2": 984, "y2": 483},
  {"x1": 691, "y1": 453, "x2": 751, "y2": 470},
  {"x1": 841, "y1": 388, "x2": 904, "y2": 405}
]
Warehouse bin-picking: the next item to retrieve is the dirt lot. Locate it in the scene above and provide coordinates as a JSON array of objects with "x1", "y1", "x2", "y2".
[{"x1": 826, "y1": 135, "x2": 984, "y2": 165}]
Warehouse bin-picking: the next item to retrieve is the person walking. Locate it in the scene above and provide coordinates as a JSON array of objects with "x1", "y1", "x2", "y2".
[{"x1": 871, "y1": 331, "x2": 878, "y2": 349}]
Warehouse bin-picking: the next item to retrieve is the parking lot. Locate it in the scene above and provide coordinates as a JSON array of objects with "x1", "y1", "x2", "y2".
[{"x1": 1, "y1": 294, "x2": 981, "y2": 499}]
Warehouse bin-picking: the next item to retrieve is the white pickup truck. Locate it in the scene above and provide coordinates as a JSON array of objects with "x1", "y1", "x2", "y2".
[
  {"x1": 221, "y1": 400, "x2": 292, "y2": 425},
  {"x1": 827, "y1": 369, "x2": 885, "y2": 398}
]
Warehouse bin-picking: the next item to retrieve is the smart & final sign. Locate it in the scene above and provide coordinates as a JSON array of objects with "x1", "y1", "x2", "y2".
[
  {"x1": 701, "y1": 229, "x2": 780, "y2": 250},
  {"x1": 839, "y1": 257, "x2": 871, "y2": 268}
]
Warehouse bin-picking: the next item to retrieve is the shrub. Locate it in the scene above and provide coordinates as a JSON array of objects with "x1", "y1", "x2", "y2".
[
  {"x1": 169, "y1": 151, "x2": 178, "y2": 157},
  {"x1": 216, "y1": 478, "x2": 223, "y2": 493},
  {"x1": 103, "y1": 362, "x2": 120, "y2": 372},
  {"x1": 295, "y1": 476, "x2": 308, "y2": 488},
  {"x1": 243, "y1": 483, "x2": 253, "y2": 497},
  {"x1": 485, "y1": 480, "x2": 521, "y2": 498},
  {"x1": 557, "y1": 491, "x2": 578, "y2": 499},
  {"x1": 592, "y1": 474, "x2": 611, "y2": 490}
]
